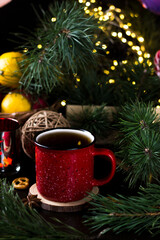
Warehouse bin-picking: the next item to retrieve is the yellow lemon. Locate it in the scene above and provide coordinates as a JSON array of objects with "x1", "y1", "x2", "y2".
[
  {"x1": 1, "y1": 92, "x2": 31, "y2": 113},
  {"x1": 0, "y1": 52, "x2": 24, "y2": 88}
]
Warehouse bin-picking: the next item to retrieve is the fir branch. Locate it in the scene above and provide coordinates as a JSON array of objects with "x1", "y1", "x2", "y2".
[
  {"x1": 18, "y1": 1, "x2": 100, "y2": 95},
  {"x1": 123, "y1": 130, "x2": 160, "y2": 187},
  {"x1": 85, "y1": 184, "x2": 160, "y2": 237},
  {"x1": 68, "y1": 104, "x2": 110, "y2": 137},
  {"x1": 0, "y1": 179, "x2": 86, "y2": 239},
  {"x1": 116, "y1": 101, "x2": 160, "y2": 188},
  {"x1": 117, "y1": 101, "x2": 159, "y2": 139}
]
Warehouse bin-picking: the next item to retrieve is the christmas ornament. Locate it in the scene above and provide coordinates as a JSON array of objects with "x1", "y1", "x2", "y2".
[
  {"x1": 21, "y1": 110, "x2": 70, "y2": 159},
  {"x1": 1, "y1": 92, "x2": 31, "y2": 113},
  {"x1": 154, "y1": 50, "x2": 160, "y2": 77},
  {"x1": 0, "y1": 0, "x2": 12, "y2": 8},
  {"x1": 139, "y1": 0, "x2": 160, "y2": 15},
  {"x1": 0, "y1": 52, "x2": 24, "y2": 88}
]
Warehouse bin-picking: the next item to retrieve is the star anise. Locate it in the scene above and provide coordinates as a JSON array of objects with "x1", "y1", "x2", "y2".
[{"x1": 22, "y1": 194, "x2": 41, "y2": 208}]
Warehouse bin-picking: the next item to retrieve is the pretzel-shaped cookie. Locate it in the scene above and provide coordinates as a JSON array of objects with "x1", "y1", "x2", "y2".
[{"x1": 12, "y1": 177, "x2": 29, "y2": 189}]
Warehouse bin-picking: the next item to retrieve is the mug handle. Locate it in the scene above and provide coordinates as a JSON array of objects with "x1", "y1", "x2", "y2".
[{"x1": 91, "y1": 148, "x2": 116, "y2": 186}]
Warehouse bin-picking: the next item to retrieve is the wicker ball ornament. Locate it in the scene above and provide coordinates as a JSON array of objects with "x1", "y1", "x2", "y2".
[{"x1": 21, "y1": 110, "x2": 70, "y2": 159}]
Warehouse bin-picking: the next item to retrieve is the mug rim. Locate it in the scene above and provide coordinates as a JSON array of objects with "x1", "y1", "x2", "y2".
[
  {"x1": 0, "y1": 118, "x2": 19, "y2": 132},
  {"x1": 34, "y1": 127, "x2": 95, "y2": 150}
]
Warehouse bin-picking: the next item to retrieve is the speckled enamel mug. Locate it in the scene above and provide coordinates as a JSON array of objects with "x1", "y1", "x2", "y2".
[{"x1": 35, "y1": 128, "x2": 116, "y2": 203}]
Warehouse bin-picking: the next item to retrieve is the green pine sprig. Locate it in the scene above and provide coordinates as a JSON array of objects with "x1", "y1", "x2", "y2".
[
  {"x1": 117, "y1": 101, "x2": 160, "y2": 138},
  {"x1": 116, "y1": 101, "x2": 160, "y2": 188},
  {"x1": 85, "y1": 184, "x2": 160, "y2": 237},
  {"x1": 18, "y1": 1, "x2": 100, "y2": 95},
  {"x1": 0, "y1": 179, "x2": 86, "y2": 240},
  {"x1": 68, "y1": 104, "x2": 111, "y2": 137}
]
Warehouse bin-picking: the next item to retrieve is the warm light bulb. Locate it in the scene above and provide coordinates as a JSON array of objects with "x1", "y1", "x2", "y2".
[
  {"x1": 111, "y1": 66, "x2": 115, "y2": 70},
  {"x1": 111, "y1": 32, "x2": 117, "y2": 37},
  {"x1": 113, "y1": 60, "x2": 118, "y2": 66},
  {"x1": 98, "y1": 6, "x2": 102, "y2": 11},
  {"x1": 109, "y1": 5, "x2": 115, "y2": 10},
  {"x1": 138, "y1": 36, "x2": 144, "y2": 43},
  {"x1": 102, "y1": 44, "x2": 107, "y2": 49},
  {"x1": 128, "y1": 41, "x2": 133, "y2": 46},
  {"x1": 115, "y1": 8, "x2": 121, "y2": 13},
  {"x1": 138, "y1": 56, "x2": 144, "y2": 63},
  {"x1": 126, "y1": 30, "x2": 131, "y2": 36},
  {"x1": 109, "y1": 79, "x2": 115, "y2": 84},
  {"x1": 121, "y1": 38, "x2": 127, "y2": 43},
  {"x1": 137, "y1": 50, "x2": 142, "y2": 55},
  {"x1": 86, "y1": 2, "x2": 91, "y2": 6},
  {"x1": 122, "y1": 60, "x2": 128, "y2": 64},
  {"x1": 85, "y1": 9, "x2": 90, "y2": 14},
  {"x1": 95, "y1": 41, "x2": 101, "y2": 46},
  {"x1": 51, "y1": 17, "x2": 56, "y2": 22},
  {"x1": 119, "y1": 14, "x2": 125, "y2": 20},
  {"x1": 37, "y1": 44, "x2": 42, "y2": 49},
  {"x1": 104, "y1": 70, "x2": 110, "y2": 75},
  {"x1": 144, "y1": 53, "x2": 150, "y2": 58},
  {"x1": 123, "y1": 24, "x2": 128, "y2": 30},
  {"x1": 61, "y1": 100, "x2": 66, "y2": 106},
  {"x1": 118, "y1": 32, "x2": 122, "y2": 38},
  {"x1": 131, "y1": 33, "x2": 136, "y2": 38},
  {"x1": 23, "y1": 48, "x2": 28, "y2": 53}
]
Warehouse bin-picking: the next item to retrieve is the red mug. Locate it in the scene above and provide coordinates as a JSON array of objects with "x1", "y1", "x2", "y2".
[{"x1": 35, "y1": 128, "x2": 116, "y2": 202}]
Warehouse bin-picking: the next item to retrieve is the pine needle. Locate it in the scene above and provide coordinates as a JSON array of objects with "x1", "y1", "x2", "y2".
[
  {"x1": 0, "y1": 179, "x2": 86, "y2": 239},
  {"x1": 85, "y1": 184, "x2": 160, "y2": 237}
]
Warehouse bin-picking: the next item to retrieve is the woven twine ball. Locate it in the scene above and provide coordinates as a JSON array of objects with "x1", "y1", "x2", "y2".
[{"x1": 21, "y1": 110, "x2": 70, "y2": 159}]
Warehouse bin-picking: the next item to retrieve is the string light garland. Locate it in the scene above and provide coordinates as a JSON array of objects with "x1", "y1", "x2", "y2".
[
  {"x1": 75, "y1": 0, "x2": 160, "y2": 107},
  {"x1": 78, "y1": 0, "x2": 151, "y2": 65},
  {"x1": 21, "y1": 1, "x2": 158, "y2": 107}
]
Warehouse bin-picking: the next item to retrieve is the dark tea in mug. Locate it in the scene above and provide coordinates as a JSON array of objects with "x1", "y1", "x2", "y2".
[{"x1": 36, "y1": 129, "x2": 92, "y2": 150}]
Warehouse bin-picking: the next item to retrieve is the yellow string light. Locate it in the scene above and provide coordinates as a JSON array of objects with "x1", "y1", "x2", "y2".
[
  {"x1": 81, "y1": 0, "x2": 152, "y2": 82},
  {"x1": 61, "y1": 100, "x2": 66, "y2": 106},
  {"x1": 111, "y1": 32, "x2": 117, "y2": 37},
  {"x1": 76, "y1": 77, "x2": 81, "y2": 82},
  {"x1": 86, "y1": 2, "x2": 91, "y2": 7},
  {"x1": 102, "y1": 44, "x2": 107, "y2": 49},
  {"x1": 121, "y1": 38, "x2": 127, "y2": 43},
  {"x1": 51, "y1": 17, "x2": 56, "y2": 22},
  {"x1": 37, "y1": 44, "x2": 42, "y2": 49},
  {"x1": 119, "y1": 14, "x2": 125, "y2": 20},
  {"x1": 138, "y1": 56, "x2": 144, "y2": 63},
  {"x1": 109, "y1": 79, "x2": 115, "y2": 84},
  {"x1": 111, "y1": 66, "x2": 115, "y2": 70},
  {"x1": 138, "y1": 36, "x2": 144, "y2": 43},
  {"x1": 128, "y1": 41, "x2": 133, "y2": 46},
  {"x1": 113, "y1": 60, "x2": 118, "y2": 66},
  {"x1": 118, "y1": 32, "x2": 122, "y2": 38},
  {"x1": 104, "y1": 70, "x2": 110, "y2": 75},
  {"x1": 23, "y1": 48, "x2": 28, "y2": 53}
]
